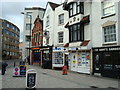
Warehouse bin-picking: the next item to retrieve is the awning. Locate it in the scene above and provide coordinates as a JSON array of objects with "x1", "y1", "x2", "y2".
[
  {"x1": 64, "y1": 43, "x2": 69, "y2": 47},
  {"x1": 80, "y1": 15, "x2": 90, "y2": 24},
  {"x1": 80, "y1": 40, "x2": 90, "y2": 46}
]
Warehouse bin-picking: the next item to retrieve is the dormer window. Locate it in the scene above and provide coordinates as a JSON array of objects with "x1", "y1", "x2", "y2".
[{"x1": 69, "y1": 2, "x2": 84, "y2": 17}]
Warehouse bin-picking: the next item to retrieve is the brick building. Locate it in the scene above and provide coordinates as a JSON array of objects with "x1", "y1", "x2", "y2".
[{"x1": 31, "y1": 15, "x2": 43, "y2": 64}]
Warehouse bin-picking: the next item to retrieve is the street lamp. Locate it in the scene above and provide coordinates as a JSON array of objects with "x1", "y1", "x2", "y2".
[{"x1": 21, "y1": 12, "x2": 32, "y2": 65}]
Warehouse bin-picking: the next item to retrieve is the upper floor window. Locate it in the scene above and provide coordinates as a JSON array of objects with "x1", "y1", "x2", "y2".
[
  {"x1": 46, "y1": 15, "x2": 50, "y2": 27},
  {"x1": 103, "y1": 24, "x2": 116, "y2": 43},
  {"x1": 69, "y1": 2, "x2": 84, "y2": 17},
  {"x1": 102, "y1": 1, "x2": 115, "y2": 16},
  {"x1": 25, "y1": 35, "x2": 31, "y2": 42},
  {"x1": 6, "y1": 23, "x2": 11, "y2": 28},
  {"x1": 59, "y1": 14, "x2": 64, "y2": 25},
  {"x1": 26, "y1": 12, "x2": 32, "y2": 18},
  {"x1": 58, "y1": 32, "x2": 64, "y2": 43},
  {"x1": 26, "y1": 23, "x2": 31, "y2": 30},
  {"x1": 69, "y1": 23, "x2": 84, "y2": 42}
]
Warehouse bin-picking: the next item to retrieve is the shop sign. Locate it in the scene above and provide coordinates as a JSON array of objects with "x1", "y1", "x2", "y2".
[
  {"x1": 20, "y1": 65, "x2": 26, "y2": 76},
  {"x1": 26, "y1": 69, "x2": 37, "y2": 89},
  {"x1": 69, "y1": 47, "x2": 76, "y2": 51},
  {"x1": 53, "y1": 47, "x2": 64, "y2": 51}
]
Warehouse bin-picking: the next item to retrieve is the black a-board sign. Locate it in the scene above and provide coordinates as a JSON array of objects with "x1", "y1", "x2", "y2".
[
  {"x1": 26, "y1": 69, "x2": 37, "y2": 88},
  {"x1": 27, "y1": 73, "x2": 36, "y2": 88},
  {"x1": 20, "y1": 65, "x2": 26, "y2": 76}
]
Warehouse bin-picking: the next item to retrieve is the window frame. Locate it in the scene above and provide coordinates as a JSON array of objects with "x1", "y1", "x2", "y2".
[
  {"x1": 69, "y1": 23, "x2": 84, "y2": 42},
  {"x1": 102, "y1": 1, "x2": 115, "y2": 17},
  {"x1": 69, "y1": 2, "x2": 84, "y2": 17},
  {"x1": 58, "y1": 14, "x2": 64, "y2": 25},
  {"x1": 26, "y1": 23, "x2": 31, "y2": 30},
  {"x1": 103, "y1": 24, "x2": 116, "y2": 43},
  {"x1": 58, "y1": 32, "x2": 64, "y2": 44}
]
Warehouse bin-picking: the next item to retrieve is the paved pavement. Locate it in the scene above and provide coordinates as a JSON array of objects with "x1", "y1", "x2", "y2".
[{"x1": 1, "y1": 63, "x2": 119, "y2": 89}]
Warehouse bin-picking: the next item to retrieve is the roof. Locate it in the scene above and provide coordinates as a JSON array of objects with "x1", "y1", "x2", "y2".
[
  {"x1": 34, "y1": 15, "x2": 43, "y2": 24},
  {"x1": 25, "y1": 7, "x2": 45, "y2": 10},
  {"x1": 80, "y1": 40, "x2": 90, "y2": 46},
  {"x1": 48, "y1": 2, "x2": 60, "y2": 10}
]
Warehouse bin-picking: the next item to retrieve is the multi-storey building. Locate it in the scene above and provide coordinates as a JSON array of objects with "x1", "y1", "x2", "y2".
[
  {"x1": 0, "y1": 18, "x2": 20, "y2": 60},
  {"x1": 31, "y1": 15, "x2": 43, "y2": 65},
  {"x1": 91, "y1": 1, "x2": 120, "y2": 78},
  {"x1": 63, "y1": 0, "x2": 120, "y2": 78},
  {"x1": 22, "y1": 7, "x2": 45, "y2": 61},
  {"x1": 63, "y1": 1, "x2": 92, "y2": 74},
  {"x1": 43, "y1": 2, "x2": 60, "y2": 69},
  {"x1": 52, "y1": 4, "x2": 69, "y2": 69}
]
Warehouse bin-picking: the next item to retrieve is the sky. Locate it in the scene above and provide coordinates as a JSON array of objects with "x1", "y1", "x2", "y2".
[{"x1": 0, "y1": 0, "x2": 63, "y2": 42}]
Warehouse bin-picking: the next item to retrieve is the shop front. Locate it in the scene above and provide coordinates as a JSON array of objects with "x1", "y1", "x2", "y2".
[
  {"x1": 93, "y1": 46, "x2": 120, "y2": 78},
  {"x1": 52, "y1": 47, "x2": 65, "y2": 69},
  {"x1": 42, "y1": 46, "x2": 52, "y2": 69},
  {"x1": 69, "y1": 47, "x2": 91, "y2": 74},
  {"x1": 31, "y1": 48, "x2": 41, "y2": 65}
]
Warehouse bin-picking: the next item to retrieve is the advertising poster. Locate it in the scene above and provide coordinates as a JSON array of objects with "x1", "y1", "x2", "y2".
[
  {"x1": 81, "y1": 53, "x2": 86, "y2": 66},
  {"x1": 77, "y1": 53, "x2": 82, "y2": 66}
]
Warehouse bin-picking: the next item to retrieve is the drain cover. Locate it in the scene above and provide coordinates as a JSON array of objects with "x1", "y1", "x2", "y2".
[{"x1": 90, "y1": 86, "x2": 98, "y2": 88}]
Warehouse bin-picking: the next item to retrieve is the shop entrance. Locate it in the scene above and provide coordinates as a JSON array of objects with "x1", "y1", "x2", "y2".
[
  {"x1": 65, "y1": 54, "x2": 69, "y2": 69},
  {"x1": 93, "y1": 46, "x2": 120, "y2": 78}
]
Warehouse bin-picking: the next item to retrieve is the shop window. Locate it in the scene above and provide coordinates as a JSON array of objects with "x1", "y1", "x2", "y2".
[{"x1": 53, "y1": 52, "x2": 63, "y2": 64}]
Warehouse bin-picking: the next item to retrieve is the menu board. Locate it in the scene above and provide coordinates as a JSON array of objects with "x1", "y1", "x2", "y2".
[{"x1": 27, "y1": 73, "x2": 36, "y2": 88}]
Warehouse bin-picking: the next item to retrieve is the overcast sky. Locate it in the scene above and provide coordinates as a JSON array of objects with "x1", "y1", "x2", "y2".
[{"x1": 0, "y1": 0, "x2": 63, "y2": 42}]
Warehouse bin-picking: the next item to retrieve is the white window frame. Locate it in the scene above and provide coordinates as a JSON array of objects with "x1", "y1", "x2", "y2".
[
  {"x1": 58, "y1": 14, "x2": 64, "y2": 25},
  {"x1": 58, "y1": 32, "x2": 64, "y2": 44},
  {"x1": 103, "y1": 24, "x2": 116, "y2": 43},
  {"x1": 102, "y1": 1, "x2": 115, "y2": 17}
]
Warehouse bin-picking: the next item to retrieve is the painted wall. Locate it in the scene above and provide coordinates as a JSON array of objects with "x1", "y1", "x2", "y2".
[
  {"x1": 91, "y1": 2, "x2": 118, "y2": 47},
  {"x1": 54, "y1": 5, "x2": 69, "y2": 46},
  {"x1": 43, "y1": 4, "x2": 55, "y2": 46}
]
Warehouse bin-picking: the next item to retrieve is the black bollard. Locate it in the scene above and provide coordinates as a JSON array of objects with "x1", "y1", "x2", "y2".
[{"x1": 14, "y1": 61, "x2": 15, "y2": 67}]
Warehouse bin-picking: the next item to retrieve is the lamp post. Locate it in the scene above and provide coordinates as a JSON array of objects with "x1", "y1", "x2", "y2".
[{"x1": 21, "y1": 12, "x2": 32, "y2": 65}]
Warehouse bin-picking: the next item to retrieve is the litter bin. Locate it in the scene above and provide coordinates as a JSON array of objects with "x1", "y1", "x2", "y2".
[{"x1": 26, "y1": 69, "x2": 37, "y2": 89}]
